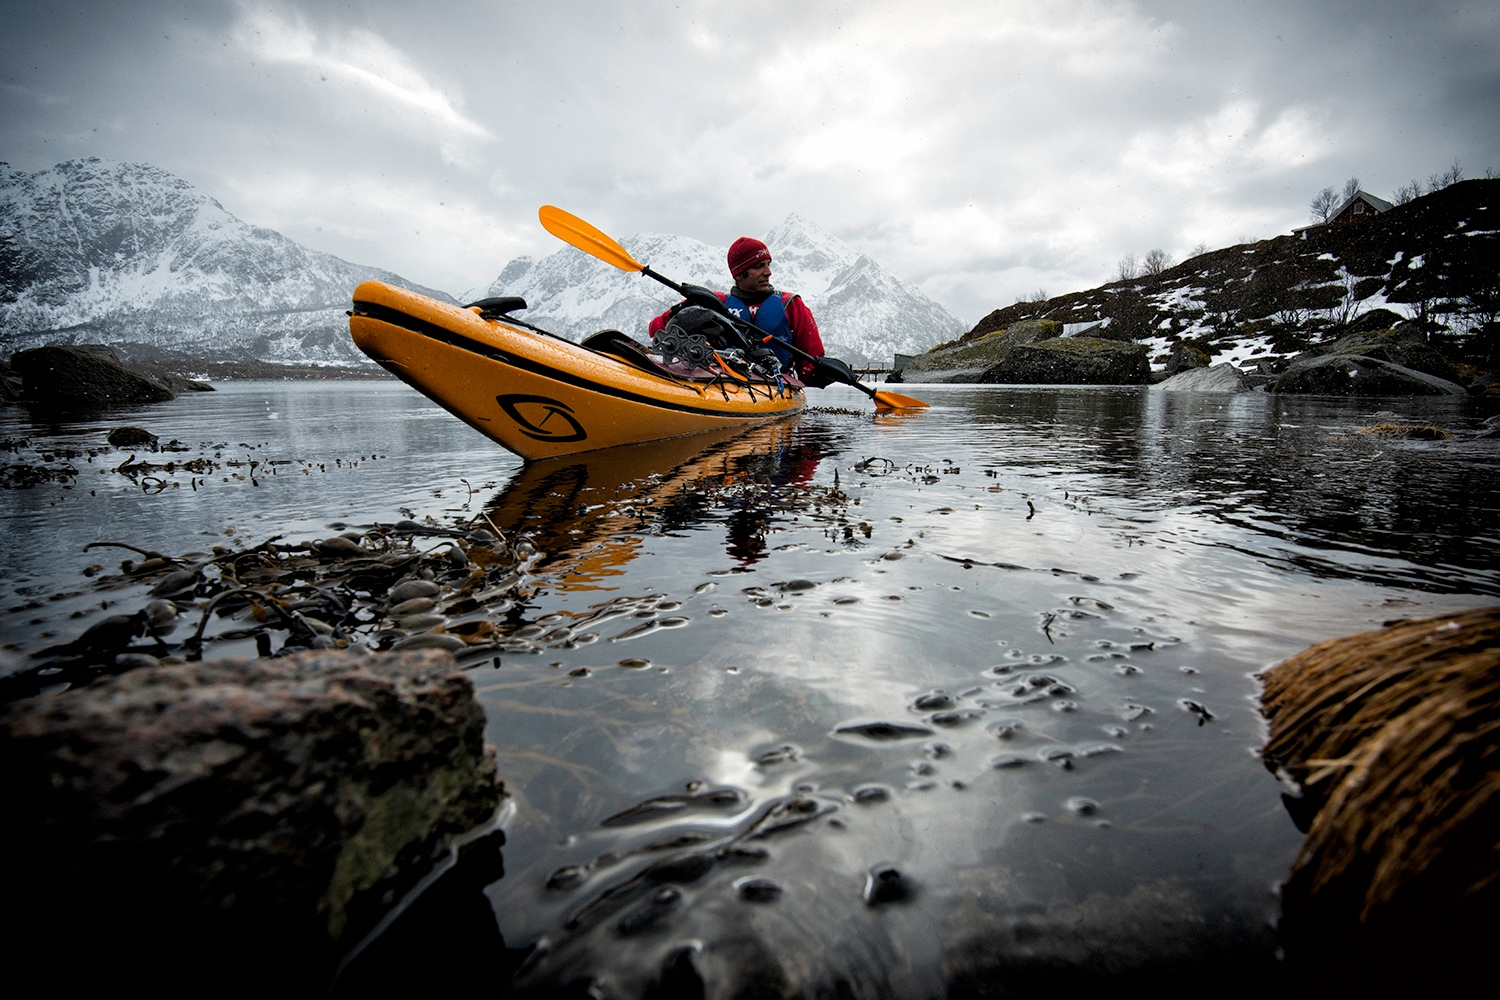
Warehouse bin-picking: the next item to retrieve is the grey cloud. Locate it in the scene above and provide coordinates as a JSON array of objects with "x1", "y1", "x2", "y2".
[{"x1": 2, "y1": 0, "x2": 1495, "y2": 324}]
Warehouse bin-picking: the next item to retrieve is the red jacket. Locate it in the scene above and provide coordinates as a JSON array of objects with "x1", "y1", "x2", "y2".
[{"x1": 648, "y1": 290, "x2": 825, "y2": 379}]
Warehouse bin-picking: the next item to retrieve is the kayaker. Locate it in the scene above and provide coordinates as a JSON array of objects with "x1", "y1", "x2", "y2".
[{"x1": 648, "y1": 236, "x2": 827, "y2": 382}]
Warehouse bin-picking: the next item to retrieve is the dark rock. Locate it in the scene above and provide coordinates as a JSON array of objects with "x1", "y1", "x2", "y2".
[
  {"x1": 980, "y1": 337, "x2": 1151, "y2": 385},
  {"x1": 12, "y1": 344, "x2": 176, "y2": 407},
  {"x1": 0, "y1": 360, "x2": 20, "y2": 402},
  {"x1": 0, "y1": 647, "x2": 503, "y2": 998},
  {"x1": 896, "y1": 319, "x2": 1058, "y2": 383},
  {"x1": 1311, "y1": 325, "x2": 1462, "y2": 384},
  {"x1": 1163, "y1": 342, "x2": 1210, "y2": 375},
  {"x1": 1344, "y1": 308, "x2": 1405, "y2": 334},
  {"x1": 158, "y1": 372, "x2": 216, "y2": 393},
  {"x1": 1271, "y1": 353, "x2": 1467, "y2": 396},
  {"x1": 107, "y1": 425, "x2": 159, "y2": 449}
]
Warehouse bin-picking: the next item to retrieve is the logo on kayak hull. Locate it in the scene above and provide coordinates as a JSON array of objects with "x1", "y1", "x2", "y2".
[{"x1": 496, "y1": 394, "x2": 587, "y2": 443}]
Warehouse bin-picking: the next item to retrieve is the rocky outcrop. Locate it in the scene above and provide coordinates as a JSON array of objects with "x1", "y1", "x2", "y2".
[
  {"x1": 1311, "y1": 324, "x2": 1462, "y2": 383},
  {"x1": 11, "y1": 344, "x2": 179, "y2": 406},
  {"x1": 6, "y1": 343, "x2": 213, "y2": 407},
  {"x1": 0, "y1": 647, "x2": 503, "y2": 998},
  {"x1": 1152, "y1": 362, "x2": 1253, "y2": 392},
  {"x1": 889, "y1": 319, "x2": 1058, "y2": 383},
  {"x1": 980, "y1": 336, "x2": 1151, "y2": 385},
  {"x1": 1271, "y1": 353, "x2": 1467, "y2": 396}
]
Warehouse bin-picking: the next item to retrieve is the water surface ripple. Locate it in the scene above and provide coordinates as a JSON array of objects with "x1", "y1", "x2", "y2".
[{"x1": 3, "y1": 380, "x2": 1497, "y2": 994}]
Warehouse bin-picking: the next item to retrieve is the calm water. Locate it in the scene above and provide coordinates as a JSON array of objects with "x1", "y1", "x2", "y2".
[{"x1": 4, "y1": 379, "x2": 1498, "y2": 993}]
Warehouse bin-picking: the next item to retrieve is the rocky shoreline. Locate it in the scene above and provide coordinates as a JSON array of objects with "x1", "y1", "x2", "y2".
[
  {"x1": 889, "y1": 316, "x2": 1494, "y2": 397},
  {"x1": 0, "y1": 343, "x2": 390, "y2": 409},
  {"x1": 0, "y1": 504, "x2": 532, "y2": 995}
]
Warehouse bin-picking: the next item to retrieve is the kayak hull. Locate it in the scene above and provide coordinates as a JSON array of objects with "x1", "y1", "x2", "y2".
[{"x1": 349, "y1": 281, "x2": 805, "y2": 461}]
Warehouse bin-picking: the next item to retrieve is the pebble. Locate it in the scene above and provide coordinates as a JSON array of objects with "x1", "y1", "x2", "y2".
[
  {"x1": 391, "y1": 633, "x2": 466, "y2": 652},
  {"x1": 315, "y1": 536, "x2": 363, "y2": 557},
  {"x1": 862, "y1": 865, "x2": 913, "y2": 905},
  {"x1": 388, "y1": 596, "x2": 437, "y2": 617},
  {"x1": 735, "y1": 876, "x2": 784, "y2": 902},
  {"x1": 389, "y1": 579, "x2": 441, "y2": 604}
]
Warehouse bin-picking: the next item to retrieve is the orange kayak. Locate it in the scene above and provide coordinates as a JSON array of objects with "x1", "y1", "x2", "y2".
[{"x1": 348, "y1": 281, "x2": 806, "y2": 461}]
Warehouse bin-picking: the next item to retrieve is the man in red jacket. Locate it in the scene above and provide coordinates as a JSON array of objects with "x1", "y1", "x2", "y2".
[{"x1": 648, "y1": 237, "x2": 826, "y2": 381}]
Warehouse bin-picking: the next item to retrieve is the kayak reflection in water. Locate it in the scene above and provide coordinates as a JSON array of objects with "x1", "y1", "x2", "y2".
[
  {"x1": 722, "y1": 435, "x2": 824, "y2": 566},
  {"x1": 480, "y1": 420, "x2": 831, "y2": 588}
]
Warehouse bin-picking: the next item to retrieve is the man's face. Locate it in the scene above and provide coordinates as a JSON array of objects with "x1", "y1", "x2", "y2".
[{"x1": 737, "y1": 260, "x2": 773, "y2": 294}]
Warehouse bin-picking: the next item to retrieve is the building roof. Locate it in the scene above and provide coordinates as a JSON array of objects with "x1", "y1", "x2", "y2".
[
  {"x1": 1334, "y1": 189, "x2": 1395, "y2": 216},
  {"x1": 1293, "y1": 189, "x2": 1396, "y2": 236}
]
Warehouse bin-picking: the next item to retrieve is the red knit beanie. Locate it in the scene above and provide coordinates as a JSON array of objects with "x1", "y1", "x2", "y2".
[{"x1": 727, "y1": 237, "x2": 771, "y2": 276}]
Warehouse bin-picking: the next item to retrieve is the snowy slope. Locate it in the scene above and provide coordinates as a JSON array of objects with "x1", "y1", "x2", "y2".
[
  {"x1": 466, "y1": 213, "x2": 964, "y2": 366},
  {"x1": 0, "y1": 158, "x2": 453, "y2": 365},
  {"x1": 0, "y1": 158, "x2": 963, "y2": 369}
]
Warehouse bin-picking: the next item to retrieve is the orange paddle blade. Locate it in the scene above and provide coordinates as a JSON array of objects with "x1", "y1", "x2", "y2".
[
  {"x1": 872, "y1": 389, "x2": 930, "y2": 410},
  {"x1": 539, "y1": 205, "x2": 643, "y2": 273}
]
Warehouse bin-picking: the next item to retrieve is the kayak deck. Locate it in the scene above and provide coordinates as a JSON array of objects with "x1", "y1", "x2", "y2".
[{"x1": 349, "y1": 281, "x2": 805, "y2": 461}]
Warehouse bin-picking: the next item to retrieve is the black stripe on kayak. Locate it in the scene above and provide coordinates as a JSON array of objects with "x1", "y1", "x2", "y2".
[{"x1": 353, "y1": 301, "x2": 799, "y2": 417}]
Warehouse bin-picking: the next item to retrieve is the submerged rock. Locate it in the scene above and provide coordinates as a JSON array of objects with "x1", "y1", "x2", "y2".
[
  {"x1": 106, "y1": 424, "x2": 160, "y2": 448},
  {"x1": 0, "y1": 647, "x2": 503, "y2": 998}
]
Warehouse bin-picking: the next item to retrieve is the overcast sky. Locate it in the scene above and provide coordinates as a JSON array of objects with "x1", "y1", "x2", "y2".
[{"x1": 3, "y1": 0, "x2": 1497, "y2": 323}]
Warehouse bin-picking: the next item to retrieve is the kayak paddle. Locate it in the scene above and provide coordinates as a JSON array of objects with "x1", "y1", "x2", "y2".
[{"x1": 538, "y1": 205, "x2": 929, "y2": 411}]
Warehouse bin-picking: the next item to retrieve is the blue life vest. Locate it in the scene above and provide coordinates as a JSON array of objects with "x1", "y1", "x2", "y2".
[{"x1": 723, "y1": 290, "x2": 795, "y2": 368}]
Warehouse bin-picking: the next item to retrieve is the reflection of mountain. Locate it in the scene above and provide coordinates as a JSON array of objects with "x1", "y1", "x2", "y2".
[{"x1": 481, "y1": 417, "x2": 839, "y2": 588}]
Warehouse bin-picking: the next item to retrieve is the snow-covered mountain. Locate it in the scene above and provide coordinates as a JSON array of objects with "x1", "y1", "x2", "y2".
[
  {"x1": 465, "y1": 214, "x2": 964, "y2": 366},
  {"x1": 0, "y1": 158, "x2": 962, "y2": 370},
  {"x1": 0, "y1": 158, "x2": 453, "y2": 365}
]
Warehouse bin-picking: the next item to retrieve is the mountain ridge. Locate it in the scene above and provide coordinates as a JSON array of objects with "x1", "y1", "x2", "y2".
[{"x1": 1, "y1": 158, "x2": 963, "y2": 370}]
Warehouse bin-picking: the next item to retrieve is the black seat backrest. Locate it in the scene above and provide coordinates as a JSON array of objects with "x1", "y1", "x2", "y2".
[{"x1": 464, "y1": 296, "x2": 528, "y2": 319}]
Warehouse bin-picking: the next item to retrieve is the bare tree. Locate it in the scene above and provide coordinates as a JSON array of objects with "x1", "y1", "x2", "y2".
[
  {"x1": 1142, "y1": 248, "x2": 1172, "y2": 276},
  {"x1": 1310, "y1": 187, "x2": 1339, "y2": 223},
  {"x1": 1116, "y1": 252, "x2": 1140, "y2": 282},
  {"x1": 1012, "y1": 288, "x2": 1049, "y2": 304},
  {"x1": 1429, "y1": 159, "x2": 1464, "y2": 191},
  {"x1": 1329, "y1": 268, "x2": 1362, "y2": 326},
  {"x1": 1393, "y1": 179, "x2": 1424, "y2": 205},
  {"x1": 1188, "y1": 242, "x2": 1210, "y2": 259},
  {"x1": 1341, "y1": 176, "x2": 1362, "y2": 202}
]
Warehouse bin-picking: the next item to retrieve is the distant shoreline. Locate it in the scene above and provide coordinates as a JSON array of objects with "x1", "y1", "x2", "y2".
[{"x1": 141, "y1": 361, "x2": 395, "y2": 383}]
